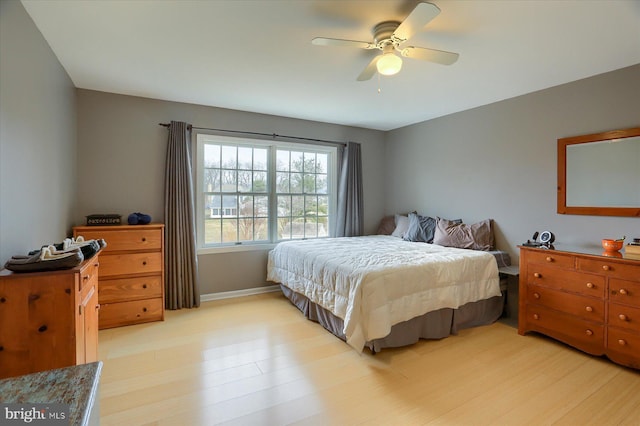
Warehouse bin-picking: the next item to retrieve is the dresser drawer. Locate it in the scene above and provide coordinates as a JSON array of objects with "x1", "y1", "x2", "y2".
[
  {"x1": 78, "y1": 229, "x2": 162, "y2": 252},
  {"x1": 79, "y1": 258, "x2": 100, "y2": 291},
  {"x1": 607, "y1": 328, "x2": 640, "y2": 368},
  {"x1": 577, "y1": 258, "x2": 639, "y2": 281},
  {"x1": 608, "y1": 302, "x2": 640, "y2": 331},
  {"x1": 99, "y1": 298, "x2": 163, "y2": 329},
  {"x1": 527, "y1": 285, "x2": 604, "y2": 322},
  {"x1": 608, "y1": 278, "x2": 640, "y2": 307},
  {"x1": 526, "y1": 250, "x2": 575, "y2": 269},
  {"x1": 99, "y1": 253, "x2": 163, "y2": 277},
  {"x1": 525, "y1": 304, "x2": 604, "y2": 355},
  {"x1": 99, "y1": 275, "x2": 163, "y2": 304},
  {"x1": 526, "y1": 264, "x2": 605, "y2": 298}
]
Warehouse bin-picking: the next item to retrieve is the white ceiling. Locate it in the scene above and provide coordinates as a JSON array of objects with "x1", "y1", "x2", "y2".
[{"x1": 21, "y1": 0, "x2": 640, "y2": 131}]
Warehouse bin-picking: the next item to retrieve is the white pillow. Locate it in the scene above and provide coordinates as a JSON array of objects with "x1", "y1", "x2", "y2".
[{"x1": 391, "y1": 214, "x2": 410, "y2": 238}]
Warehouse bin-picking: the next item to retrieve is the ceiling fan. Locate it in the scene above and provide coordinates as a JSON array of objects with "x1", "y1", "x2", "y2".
[{"x1": 312, "y1": 2, "x2": 459, "y2": 81}]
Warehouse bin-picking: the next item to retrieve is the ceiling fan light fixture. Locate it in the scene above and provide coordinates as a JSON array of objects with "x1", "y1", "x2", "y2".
[{"x1": 376, "y1": 52, "x2": 402, "y2": 76}]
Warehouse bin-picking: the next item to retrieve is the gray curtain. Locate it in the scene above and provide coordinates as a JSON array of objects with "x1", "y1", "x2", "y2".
[
  {"x1": 334, "y1": 141, "x2": 363, "y2": 237},
  {"x1": 164, "y1": 121, "x2": 200, "y2": 309}
]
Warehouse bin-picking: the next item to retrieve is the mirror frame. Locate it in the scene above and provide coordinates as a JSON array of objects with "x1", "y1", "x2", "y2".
[{"x1": 558, "y1": 127, "x2": 640, "y2": 217}]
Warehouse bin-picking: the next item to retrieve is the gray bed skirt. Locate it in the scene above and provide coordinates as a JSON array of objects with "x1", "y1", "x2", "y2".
[{"x1": 280, "y1": 284, "x2": 505, "y2": 353}]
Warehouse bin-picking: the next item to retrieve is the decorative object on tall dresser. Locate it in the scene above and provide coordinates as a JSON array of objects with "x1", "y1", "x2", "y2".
[
  {"x1": 73, "y1": 224, "x2": 165, "y2": 329},
  {"x1": 0, "y1": 253, "x2": 100, "y2": 378},
  {"x1": 86, "y1": 214, "x2": 121, "y2": 226},
  {"x1": 519, "y1": 245, "x2": 640, "y2": 370},
  {"x1": 127, "y1": 212, "x2": 152, "y2": 225},
  {"x1": 557, "y1": 127, "x2": 640, "y2": 217}
]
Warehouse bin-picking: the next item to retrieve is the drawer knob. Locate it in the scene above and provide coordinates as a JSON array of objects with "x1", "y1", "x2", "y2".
[
  {"x1": 585, "y1": 329, "x2": 593, "y2": 336},
  {"x1": 96, "y1": 304, "x2": 101, "y2": 311},
  {"x1": 142, "y1": 261, "x2": 147, "y2": 266},
  {"x1": 618, "y1": 314, "x2": 628, "y2": 321},
  {"x1": 545, "y1": 256, "x2": 553, "y2": 262},
  {"x1": 533, "y1": 272, "x2": 541, "y2": 278},
  {"x1": 602, "y1": 265, "x2": 610, "y2": 271},
  {"x1": 38, "y1": 325, "x2": 47, "y2": 333},
  {"x1": 142, "y1": 237, "x2": 147, "y2": 242},
  {"x1": 143, "y1": 307, "x2": 148, "y2": 313},
  {"x1": 533, "y1": 293, "x2": 540, "y2": 299},
  {"x1": 618, "y1": 339, "x2": 627, "y2": 346},
  {"x1": 585, "y1": 306, "x2": 593, "y2": 312},
  {"x1": 533, "y1": 314, "x2": 539, "y2": 320},
  {"x1": 0, "y1": 297, "x2": 6, "y2": 303},
  {"x1": 586, "y1": 282, "x2": 594, "y2": 289},
  {"x1": 83, "y1": 275, "x2": 89, "y2": 281},
  {"x1": 619, "y1": 289, "x2": 628, "y2": 295},
  {"x1": 143, "y1": 284, "x2": 148, "y2": 289}
]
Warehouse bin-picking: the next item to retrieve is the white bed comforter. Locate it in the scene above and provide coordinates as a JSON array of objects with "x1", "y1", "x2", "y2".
[{"x1": 267, "y1": 235, "x2": 501, "y2": 352}]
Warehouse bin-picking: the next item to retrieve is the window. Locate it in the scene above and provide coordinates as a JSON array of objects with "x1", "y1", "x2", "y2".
[{"x1": 196, "y1": 134, "x2": 337, "y2": 249}]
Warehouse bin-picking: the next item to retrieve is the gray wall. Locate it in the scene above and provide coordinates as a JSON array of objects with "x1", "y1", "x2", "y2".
[
  {"x1": 0, "y1": 0, "x2": 77, "y2": 263},
  {"x1": 3, "y1": 0, "x2": 637, "y2": 293},
  {"x1": 76, "y1": 90, "x2": 386, "y2": 294},
  {"x1": 385, "y1": 64, "x2": 640, "y2": 262}
]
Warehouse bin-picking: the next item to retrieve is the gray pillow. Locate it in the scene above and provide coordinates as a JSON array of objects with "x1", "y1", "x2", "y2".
[
  {"x1": 404, "y1": 213, "x2": 462, "y2": 243},
  {"x1": 433, "y1": 218, "x2": 494, "y2": 251},
  {"x1": 403, "y1": 213, "x2": 435, "y2": 243}
]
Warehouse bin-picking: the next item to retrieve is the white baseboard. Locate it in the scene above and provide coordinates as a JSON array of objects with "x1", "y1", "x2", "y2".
[{"x1": 200, "y1": 284, "x2": 281, "y2": 303}]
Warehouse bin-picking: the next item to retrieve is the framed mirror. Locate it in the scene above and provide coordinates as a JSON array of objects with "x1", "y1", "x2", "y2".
[{"x1": 558, "y1": 127, "x2": 640, "y2": 217}]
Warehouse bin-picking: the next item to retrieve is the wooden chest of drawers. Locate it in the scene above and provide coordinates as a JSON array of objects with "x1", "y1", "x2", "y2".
[
  {"x1": 519, "y1": 246, "x2": 640, "y2": 369},
  {"x1": 74, "y1": 224, "x2": 165, "y2": 329},
  {"x1": 0, "y1": 255, "x2": 100, "y2": 378}
]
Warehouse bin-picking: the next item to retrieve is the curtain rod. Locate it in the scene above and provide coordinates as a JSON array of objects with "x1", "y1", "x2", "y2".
[{"x1": 158, "y1": 123, "x2": 347, "y2": 147}]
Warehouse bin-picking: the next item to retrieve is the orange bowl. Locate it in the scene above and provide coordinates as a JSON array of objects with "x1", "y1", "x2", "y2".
[{"x1": 602, "y1": 239, "x2": 623, "y2": 252}]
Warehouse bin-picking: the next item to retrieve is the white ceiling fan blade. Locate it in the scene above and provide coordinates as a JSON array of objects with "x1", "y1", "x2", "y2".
[
  {"x1": 357, "y1": 56, "x2": 380, "y2": 81},
  {"x1": 401, "y1": 46, "x2": 459, "y2": 65},
  {"x1": 393, "y1": 2, "x2": 441, "y2": 42},
  {"x1": 312, "y1": 37, "x2": 375, "y2": 49}
]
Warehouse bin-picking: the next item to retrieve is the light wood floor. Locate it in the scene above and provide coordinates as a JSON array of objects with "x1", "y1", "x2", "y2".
[{"x1": 98, "y1": 292, "x2": 640, "y2": 426}]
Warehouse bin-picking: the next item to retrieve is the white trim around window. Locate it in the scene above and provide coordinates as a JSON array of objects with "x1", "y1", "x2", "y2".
[{"x1": 195, "y1": 132, "x2": 338, "y2": 253}]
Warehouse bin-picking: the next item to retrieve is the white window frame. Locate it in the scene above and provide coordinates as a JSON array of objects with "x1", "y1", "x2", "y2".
[{"x1": 195, "y1": 133, "x2": 338, "y2": 254}]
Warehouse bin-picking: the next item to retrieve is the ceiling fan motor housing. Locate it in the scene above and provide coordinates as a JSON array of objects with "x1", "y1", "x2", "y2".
[{"x1": 374, "y1": 21, "x2": 401, "y2": 48}]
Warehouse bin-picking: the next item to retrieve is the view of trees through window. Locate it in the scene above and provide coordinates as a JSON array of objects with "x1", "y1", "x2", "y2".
[
  {"x1": 276, "y1": 149, "x2": 329, "y2": 240},
  {"x1": 201, "y1": 141, "x2": 331, "y2": 245}
]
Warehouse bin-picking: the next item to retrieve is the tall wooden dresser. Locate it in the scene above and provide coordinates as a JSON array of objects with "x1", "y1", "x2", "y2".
[
  {"x1": 73, "y1": 224, "x2": 165, "y2": 329},
  {"x1": 0, "y1": 255, "x2": 100, "y2": 379},
  {"x1": 519, "y1": 245, "x2": 640, "y2": 369}
]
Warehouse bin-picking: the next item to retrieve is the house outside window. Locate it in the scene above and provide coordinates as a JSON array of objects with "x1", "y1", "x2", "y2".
[{"x1": 196, "y1": 133, "x2": 337, "y2": 250}]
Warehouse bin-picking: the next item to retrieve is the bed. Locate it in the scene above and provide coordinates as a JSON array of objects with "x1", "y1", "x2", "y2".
[{"x1": 267, "y1": 234, "x2": 506, "y2": 353}]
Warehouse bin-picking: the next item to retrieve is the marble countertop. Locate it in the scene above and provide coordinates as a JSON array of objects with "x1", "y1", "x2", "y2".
[{"x1": 0, "y1": 362, "x2": 102, "y2": 426}]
